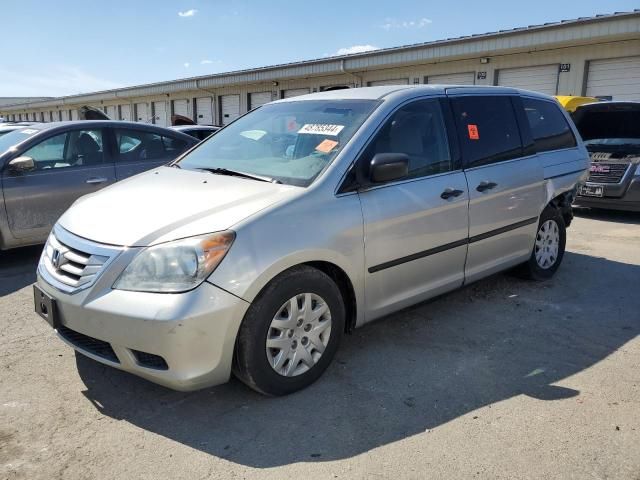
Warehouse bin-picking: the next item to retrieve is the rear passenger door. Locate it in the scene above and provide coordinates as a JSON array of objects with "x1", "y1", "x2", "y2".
[
  {"x1": 449, "y1": 94, "x2": 545, "y2": 282},
  {"x1": 111, "y1": 128, "x2": 191, "y2": 180},
  {"x1": 358, "y1": 98, "x2": 469, "y2": 320}
]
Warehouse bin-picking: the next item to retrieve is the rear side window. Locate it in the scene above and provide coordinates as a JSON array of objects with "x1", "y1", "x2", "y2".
[
  {"x1": 162, "y1": 135, "x2": 189, "y2": 153},
  {"x1": 522, "y1": 97, "x2": 576, "y2": 152},
  {"x1": 451, "y1": 96, "x2": 522, "y2": 168},
  {"x1": 114, "y1": 129, "x2": 167, "y2": 162}
]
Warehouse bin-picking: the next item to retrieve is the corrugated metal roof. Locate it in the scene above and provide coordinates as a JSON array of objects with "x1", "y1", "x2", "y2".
[{"x1": 2, "y1": 9, "x2": 639, "y2": 111}]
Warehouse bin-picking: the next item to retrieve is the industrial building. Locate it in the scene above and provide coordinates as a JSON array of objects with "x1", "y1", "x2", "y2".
[{"x1": 1, "y1": 10, "x2": 639, "y2": 125}]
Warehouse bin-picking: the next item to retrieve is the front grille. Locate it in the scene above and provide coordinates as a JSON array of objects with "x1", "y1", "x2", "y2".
[
  {"x1": 587, "y1": 163, "x2": 629, "y2": 184},
  {"x1": 58, "y1": 326, "x2": 119, "y2": 363},
  {"x1": 132, "y1": 350, "x2": 169, "y2": 370},
  {"x1": 40, "y1": 227, "x2": 121, "y2": 294}
]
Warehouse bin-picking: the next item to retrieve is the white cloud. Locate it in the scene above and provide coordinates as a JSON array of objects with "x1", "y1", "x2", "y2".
[
  {"x1": 0, "y1": 65, "x2": 122, "y2": 97},
  {"x1": 381, "y1": 17, "x2": 432, "y2": 31},
  {"x1": 183, "y1": 62, "x2": 190, "y2": 68},
  {"x1": 200, "y1": 59, "x2": 213, "y2": 64},
  {"x1": 335, "y1": 45, "x2": 379, "y2": 56},
  {"x1": 178, "y1": 9, "x2": 197, "y2": 17}
]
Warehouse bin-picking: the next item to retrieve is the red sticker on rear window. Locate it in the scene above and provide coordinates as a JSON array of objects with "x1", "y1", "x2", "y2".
[{"x1": 468, "y1": 124, "x2": 479, "y2": 140}]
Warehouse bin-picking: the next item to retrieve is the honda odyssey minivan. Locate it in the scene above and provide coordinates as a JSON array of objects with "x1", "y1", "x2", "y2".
[{"x1": 34, "y1": 86, "x2": 589, "y2": 395}]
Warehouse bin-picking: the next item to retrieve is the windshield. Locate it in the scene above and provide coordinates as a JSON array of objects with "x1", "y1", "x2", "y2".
[
  {"x1": 176, "y1": 99, "x2": 379, "y2": 186},
  {"x1": 0, "y1": 128, "x2": 40, "y2": 155}
]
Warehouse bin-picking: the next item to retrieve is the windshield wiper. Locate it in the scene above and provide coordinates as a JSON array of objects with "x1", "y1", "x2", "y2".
[{"x1": 196, "y1": 167, "x2": 280, "y2": 183}]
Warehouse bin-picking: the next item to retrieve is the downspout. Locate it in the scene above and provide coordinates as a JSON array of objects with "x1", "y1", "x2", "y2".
[{"x1": 340, "y1": 59, "x2": 363, "y2": 88}]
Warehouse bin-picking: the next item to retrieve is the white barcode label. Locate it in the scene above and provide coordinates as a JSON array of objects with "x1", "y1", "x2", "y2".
[{"x1": 298, "y1": 124, "x2": 344, "y2": 136}]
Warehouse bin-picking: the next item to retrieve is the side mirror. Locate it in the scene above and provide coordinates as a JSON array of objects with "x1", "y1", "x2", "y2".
[
  {"x1": 8, "y1": 156, "x2": 36, "y2": 173},
  {"x1": 369, "y1": 153, "x2": 409, "y2": 183}
]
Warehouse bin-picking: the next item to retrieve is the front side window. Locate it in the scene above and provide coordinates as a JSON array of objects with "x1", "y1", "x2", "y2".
[
  {"x1": 115, "y1": 129, "x2": 167, "y2": 162},
  {"x1": 360, "y1": 99, "x2": 453, "y2": 180},
  {"x1": 22, "y1": 129, "x2": 104, "y2": 171},
  {"x1": 451, "y1": 96, "x2": 522, "y2": 168},
  {"x1": 523, "y1": 97, "x2": 576, "y2": 152},
  {"x1": 177, "y1": 100, "x2": 379, "y2": 187},
  {"x1": 162, "y1": 135, "x2": 189, "y2": 154}
]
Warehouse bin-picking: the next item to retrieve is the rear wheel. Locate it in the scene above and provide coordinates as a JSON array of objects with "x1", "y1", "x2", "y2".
[
  {"x1": 517, "y1": 206, "x2": 566, "y2": 280},
  {"x1": 233, "y1": 266, "x2": 345, "y2": 396}
]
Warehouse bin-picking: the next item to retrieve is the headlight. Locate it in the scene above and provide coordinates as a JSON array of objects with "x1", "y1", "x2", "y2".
[{"x1": 113, "y1": 231, "x2": 235, "y2": 293}]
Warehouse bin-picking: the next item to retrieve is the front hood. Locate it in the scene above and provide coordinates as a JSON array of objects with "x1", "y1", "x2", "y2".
[{"x1": 58, "y1": 167, "x2": 300, "y2": 246}]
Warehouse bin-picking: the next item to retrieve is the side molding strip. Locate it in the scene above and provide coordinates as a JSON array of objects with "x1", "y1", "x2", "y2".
[{"x1": 368, "y1": 216, "x2": 538, "y2": 273}]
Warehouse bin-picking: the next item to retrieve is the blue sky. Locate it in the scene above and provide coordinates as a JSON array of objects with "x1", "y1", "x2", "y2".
[{"x1": 1, "y1": 0, "x2": 637, "y2": 97}]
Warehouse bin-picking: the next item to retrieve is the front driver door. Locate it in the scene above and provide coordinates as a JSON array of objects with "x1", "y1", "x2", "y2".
[
  {"x1": 2, "y1": 128, "x2": 116, "y2": 240},
  {"x1": 357, "y1": 98, "x2": 470, "y2": 321}
]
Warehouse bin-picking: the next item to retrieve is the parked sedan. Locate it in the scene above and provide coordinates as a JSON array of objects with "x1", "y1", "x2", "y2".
[
  {"x1": 0, "y1": 121, "x2": 197, "y2": 250},
  {"x1": 170, "y1": 125, "x2": 220, "y2": 141}
]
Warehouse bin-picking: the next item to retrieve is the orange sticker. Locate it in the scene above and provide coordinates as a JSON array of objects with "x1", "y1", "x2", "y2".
[
  {"x1": 315, "y1": 139, "x2": 339, "y2": 153},
  {"x1": 468, "y1": 124, "x2": 479, "y2": 140}
]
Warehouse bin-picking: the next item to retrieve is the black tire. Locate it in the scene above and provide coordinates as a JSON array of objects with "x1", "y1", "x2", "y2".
[
  {"x1": 233, "y1": 265, "x2": 345, "y2": 396},
  {"x1": 517, "y1": 205, "x2": 566, "y2": 280}
]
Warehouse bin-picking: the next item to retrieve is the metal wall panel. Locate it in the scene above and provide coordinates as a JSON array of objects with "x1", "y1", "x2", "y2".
[
  {"x1": 586, "y1": 56, "x2": 640, "y2": 101},
  {"x1": 220, "y1": 95, "x2": 240, "y2": 125},
  {"x1": 497, "y1": 65, "x2": 559, "y2": 95},
  {"x1": 282, "y1": 88, "x2": 310, "y2": 98},
  {"x1": 249, "y1": 91, "x2": 272, "y2": 110},
  {"x1": 135, "y1": 103, "x2": 149, "y2": 122},
  {"x1": 106, "y1": 105, "x2": 117, "y2": 120},
  {"x1": 196, "y1": 97, "x2": 214, "y2": 125},
  {"x1": 426, "y1": 72, "x2": 475, "y2": 85},
  {"x1": 367, "y1": 78, "x2": 410, "y2": 86},
  {"x1": 153, "y1": 101, "x2": 168, "y2": 126},
  {"x1": 172, "y1": 99, "x2": 189, "y2": 118},
  {"x1": 120, "y1": 104, "x2": 132, "y2": 121}
]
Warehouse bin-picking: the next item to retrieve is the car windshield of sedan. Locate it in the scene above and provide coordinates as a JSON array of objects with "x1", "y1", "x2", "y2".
[
  {"x1": 176, "y1": 99, "x2": 379, "y2": 186},
  {"x1": 0, "y1": 128, "x2": 40, "y2": 155}
]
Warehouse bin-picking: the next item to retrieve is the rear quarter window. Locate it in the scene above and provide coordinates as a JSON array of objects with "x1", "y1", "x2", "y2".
[
  {"x1": 522, "y1": 97, "x2": 576, "y2": 152},
  {"x1": 451, "y1": 95, "x2": 523, "y2": 168}
]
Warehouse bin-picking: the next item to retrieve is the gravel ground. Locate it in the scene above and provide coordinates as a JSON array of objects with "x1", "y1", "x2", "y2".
[{"x1": 1, "y1": 209, "x2": 639, "y2": 480}]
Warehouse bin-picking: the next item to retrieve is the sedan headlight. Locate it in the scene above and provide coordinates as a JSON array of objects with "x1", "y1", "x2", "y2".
[{"x1": 113, "y1": 231, "x2": 235, "y2": 293}]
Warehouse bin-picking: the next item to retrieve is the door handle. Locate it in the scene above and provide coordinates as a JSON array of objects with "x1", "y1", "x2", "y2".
[
  {"x1": 476, "y1": 181, "x2": 497, "y2": 192},
  {"x1": 85, "y1": 177, "x2": 108, "y2": 185},
  {"x1": 440, "y1": 188, "x2": 464, "y2": 200}
]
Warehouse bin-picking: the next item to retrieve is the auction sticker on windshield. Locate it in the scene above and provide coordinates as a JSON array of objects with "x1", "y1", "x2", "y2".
[{"x1": 298, "y1": 124, "x2": 344, "y2": 136}]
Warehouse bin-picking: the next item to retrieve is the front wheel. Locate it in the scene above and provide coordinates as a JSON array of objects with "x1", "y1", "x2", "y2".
[
  {"x1": 517, "y1": 206, "x2": 566, "y2": 280},
  {"x1": 233, "y1": 266, "x2": 345, "y2": 396}
]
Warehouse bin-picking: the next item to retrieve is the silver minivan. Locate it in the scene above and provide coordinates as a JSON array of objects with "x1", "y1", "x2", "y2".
[{"x1": 34, "y1": 86, "x2": 589, "y2": 395}]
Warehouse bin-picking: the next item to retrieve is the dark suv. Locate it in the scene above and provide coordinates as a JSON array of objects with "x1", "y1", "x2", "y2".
[{"x1": 573, "y1": 102, "x2": 640, "y2": 212}]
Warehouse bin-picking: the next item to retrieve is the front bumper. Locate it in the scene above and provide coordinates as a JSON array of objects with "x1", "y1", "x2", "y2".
[
  {"x1": 574, "y1": 176, "x2": 640, "y2": 212},
  {"x1": 36, "y1": 274, "x2": 249, "y2": 391}
]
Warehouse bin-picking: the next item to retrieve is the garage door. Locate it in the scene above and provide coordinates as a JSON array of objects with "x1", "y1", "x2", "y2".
[
  {"x1": 220, "y1": 94, "x2": 240, "y2": 125},
  {"x1": 367, "y1": 78, "x2": 410, "y2": 86},
  {"x1": 586, "y1": 56, "x2": 640, "y2": 101},
  {"x1": 60, "y1": 110, "x2": 69, "y2": 121},
  {"x1": 106, "y1": 105, "x2": 117, "y2": 120},
  {"x1": 172, "y1": 99, "x2": 189, "y2": 119},
  {"x1": 249, "y1": 91, "x2": 272, "y2": 110},
  {"x1": 282, "y1": 88, "x2": 310, "y2": 99},
  {"x1": 135, "y1": 103, "x2": 149, "y2": 122},
  {"x1": 196, "y1": 97, "x2": 214, "y2": 125},
  {"x1": 120, "y1": 104, "x2": 132, "y2": 121},
  {"x1": 71, "y1": 110, "x2": 79, "y2": 121},
  {"x1": 427, "y1": 72, "x2": 475, "y2": 85},
  {"x1": 497, "y1": 65, "x2": 559, "y2": 95},
  {"x1": 153, "y1": 101, "x2": 167, "y2": 126}
]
